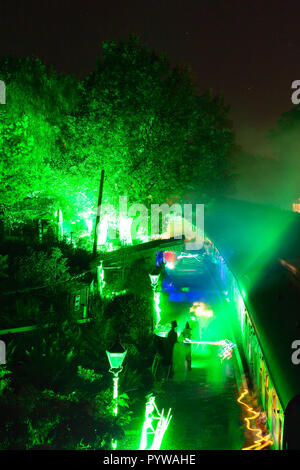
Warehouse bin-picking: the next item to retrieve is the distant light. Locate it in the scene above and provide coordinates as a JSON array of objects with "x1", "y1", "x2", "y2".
[
  {"x1": 189, "y1": 301, "x2": 213, "y2": 318},
  {"x1": 163, "y1": 251, "x2": 176, "y2": 263},
  {"x1": 177, "y1": 252, "x2": 199, "y2": 260},
  {"x1": 292, "y1": 199, "x2": 300, "y2": 213},
  {"x1": 166, "y1": 261, "x2": 175, "y2": 269},
  {"x1": 195, "y1": 307, "x2": 213, "y2": 317},
  {"x1": 155, "y1": 330, "x2": 168, "y2": 338}
]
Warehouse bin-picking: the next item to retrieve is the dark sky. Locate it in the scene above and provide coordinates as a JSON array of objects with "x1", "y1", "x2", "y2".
[{"x1": 1, "y1": 0, "x2": 300, "y2": 156}]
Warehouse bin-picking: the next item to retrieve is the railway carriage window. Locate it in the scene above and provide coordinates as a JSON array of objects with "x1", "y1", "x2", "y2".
[
  {"x1": 272, "y1": 394, "x2": 277, "y2": 442},
  {"x1": 272, "y1": 394, "x2": 276, "y2": 411},
  {"x1": 253, "y1": 345, "x2": 258, "y2": 382},
  {"x1": 259, "y1": 367, "x2": 263, "y2": 394},
  {"x1": 252, "y1": 341, "x2": 257, "y2": 375},
  {"x1": 265, "y1": 374, "x2": 269, "y2": 416},
  {"x1": 238, "y1": 294, "x2": 245, "y2": 332},
  {"x1": 265, "y1": 374, "x2": 269, "y2": 387},
  {"x1": 278, "y1": 418, "x2": 282, "y2": 450},
  {"x1": 248, "y1": 326, "x2": 253, "y2": 357},
  {"x1": 244, "y1": 315, "x2": 248, "y2": 342}
]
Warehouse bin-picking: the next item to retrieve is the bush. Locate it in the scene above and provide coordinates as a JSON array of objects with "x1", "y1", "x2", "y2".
[
  {"x1": 0, "y1": 340, "x2": 130, "y2": 450},
  {"x1": 15, "y1": 246, "x2": 70, "y2": 289},
  {"x1": 103, "y1": 293, "x2": 153, "y2": 353}
]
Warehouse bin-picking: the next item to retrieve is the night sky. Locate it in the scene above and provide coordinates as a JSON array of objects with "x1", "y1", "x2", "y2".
[{"x1": 1, "y1": 0, "x2": 300, "y2": 156}]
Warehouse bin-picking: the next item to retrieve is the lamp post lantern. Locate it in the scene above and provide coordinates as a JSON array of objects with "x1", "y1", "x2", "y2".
[
  {"x1": 106, "y1": 338, "x2": 127, "y2": 450},
  {"x1": 149, "y1": 269, "x2": 160, "y2": 292}
]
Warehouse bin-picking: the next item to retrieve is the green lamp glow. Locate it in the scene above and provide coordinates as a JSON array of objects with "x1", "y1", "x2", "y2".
[
  {"x1": 149, "y1": 273, "x2": 160, "y2": 289},
  {"x1": 106, "y1": 339, "x2": 127, "y2": 371},
  {"x1": 149, "y1": 267, "x2": 161, "y2": 291}
]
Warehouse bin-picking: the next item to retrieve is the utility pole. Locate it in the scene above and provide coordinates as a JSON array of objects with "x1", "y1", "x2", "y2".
[{"x1": 93, "y1": 169, "x2": 105, "y2": 256}]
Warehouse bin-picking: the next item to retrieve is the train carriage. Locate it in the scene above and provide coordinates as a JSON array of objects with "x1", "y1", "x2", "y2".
[{"x1": 205, "y1": 198, "x2": 300, "y2": 450}]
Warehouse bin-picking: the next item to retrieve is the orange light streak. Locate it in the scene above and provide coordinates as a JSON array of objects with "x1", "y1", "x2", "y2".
[
  {"x1": 237, "y1": 389, "x2": 273, "y2": 450},
  {"x1": 220, "y1": 350, "x2": 232, "y2": 363}
]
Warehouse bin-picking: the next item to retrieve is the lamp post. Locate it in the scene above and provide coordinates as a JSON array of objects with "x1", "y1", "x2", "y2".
[
  {"x1": 106, "y1": 338, "x2": 127, "y2": 450},
  {"x1": 149, "y1": 268, "x2": 161, "y2": 331},
  {"x1": 93, "y1": 169, "x2": 105, "y2": 255},
  {"x1": 97, "y1": 261, "x2": 105, "y2": 296},
  {"x1": 0, "y1": 339, "x2": 5, "y2": 365}
]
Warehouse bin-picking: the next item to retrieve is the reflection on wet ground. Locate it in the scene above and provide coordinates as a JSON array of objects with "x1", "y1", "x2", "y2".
[{"x1": 157, "y1": 254, "x2": 244, "y2": 449}]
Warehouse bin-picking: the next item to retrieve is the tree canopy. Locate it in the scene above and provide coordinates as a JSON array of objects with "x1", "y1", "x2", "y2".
[
  {"x1": 0, "y1": 38, "x2": 236, "y2": 230},
  {"x1": 65, "y1": 37, "x2": 236, "y2": 207}
]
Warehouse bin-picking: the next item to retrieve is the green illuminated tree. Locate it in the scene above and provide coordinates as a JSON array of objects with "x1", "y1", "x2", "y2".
[
  {"x1": 0, "y1": 42, "x2": 235, "y2": 232},
  {"x1": 0, "y1": 57, "x2": 80, "y2": 223},
  {"x1": 63, "y1": 37, "x2": 236, "y2": 208},
  {"x1": 0, "y1": 112, "x2": 35, "y2": 206}
]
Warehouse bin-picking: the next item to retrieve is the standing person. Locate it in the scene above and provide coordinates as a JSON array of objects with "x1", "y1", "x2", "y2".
[
  {"x1": 182, "y1": 322, "x2": 192, "y2": 371},
  {"x1": 164, "y1": 320, "x2": 178, "y2": 378},
  {"x1": 174, "y1": 324, "x2": 189, "y2": 380}
]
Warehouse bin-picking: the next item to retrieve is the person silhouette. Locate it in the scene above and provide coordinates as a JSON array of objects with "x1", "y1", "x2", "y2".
[
  {"x1": 165, "y1": 320, "x2": 178, "y2": 378},
  {"x1": 182, "y1": 322, "x2": 192, "y2": 371}
]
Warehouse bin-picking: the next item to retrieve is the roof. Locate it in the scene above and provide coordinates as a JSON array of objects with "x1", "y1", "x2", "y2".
[{"x1": 91, "y1": 236, "x2": 185, "y2": 267}]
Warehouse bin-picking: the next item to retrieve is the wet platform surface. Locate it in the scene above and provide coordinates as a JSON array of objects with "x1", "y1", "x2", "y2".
[
  {"x1": 157, "y1": 254, "x2": 245, "y2": 449},
  {"x1": 121, "y1": 253, "x2": 249, "y2": 450}
]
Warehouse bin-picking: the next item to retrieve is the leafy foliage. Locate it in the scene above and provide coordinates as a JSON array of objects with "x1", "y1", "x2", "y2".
[
  {"x1": 0, "y1": 326, "x2": 131, "y2": 450},
  {"x1": 0, "y1": 39, "x2": 236, "y2": 228},
  {"x1": 0, "y1": 112, "x2": 35, "y2": 205},
  {"x1": 103, "y1": 292, "x2": 153, "y2": 352},
  {"x1": 15, "y1": 246, "x2": 70, "y2": 289},
  {"x1": 64, "y1": 37, "x2": 236, "y2": 209},
  {"x1": 0, "y1": 56, "x2": 80, "y2": 223}
]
